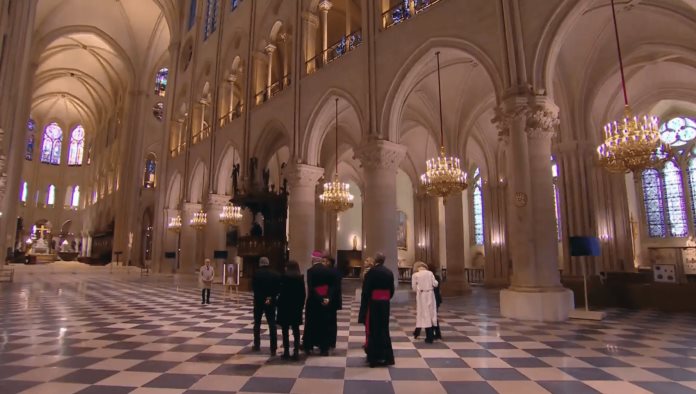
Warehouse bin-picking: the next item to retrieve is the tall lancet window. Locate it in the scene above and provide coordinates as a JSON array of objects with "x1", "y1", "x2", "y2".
[
  {"x1": 551, "y1": 157, "x2": 562, "y2": 241},
  {"x1": 26, "y1": 118, "x2": 36, "y2": 160},
  {"x1": 41, "y1": 123, "x2": 62, "y2": 165},
  {"x1": 72, "y1": 186, "x2": 80, "y2": 208},
  {"x1": 20, "y1": 182, "x2": 28, "y2": 203},
  {"x1": 204, "y1": 0, "x2": 218, "y2": 40},
  {"x1": 642, "y1": 169, "x2": 666, "y2": 238},
  {"x1": 472, "y1": 168, "x2": 484, "y2": 245},
  {"x1": 68, "y1": 125, "x2": 85, "y2": 166},
  {"x1": 47, "y1": 185, "x2": 56, "y2": 206},
  {"x1": 188, "y1": 0, "x2": 197, "y2": 31},
  {"x1": 154, "y1": 68, "x2": 168, "y2": 97},
  {"x1": 663, "y1": 161, "x2": 688, "y2": 238},
  {"x1": 144, "y1": 153, "x2": 157, "y2": 188}
]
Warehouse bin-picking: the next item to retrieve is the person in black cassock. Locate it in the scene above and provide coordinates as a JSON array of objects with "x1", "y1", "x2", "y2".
[
  {"x1": 433, "y1": 272, "x2": 443, "y2": 340},
  {"x1": 323, "y1": 254, "x2": 343, "y2": 349},
  {"x1": 252, "y1": 256, "x2": 281, "y2": 356},
  {"x1": 302, "y1": 250, "x2": 337, "y2": 356},
  {"x1": 358, "y1": 252, "x2": 395, "y2": 368},
  {"x1": 277, "y1": 260, "x2": 306, "y2": 360}
]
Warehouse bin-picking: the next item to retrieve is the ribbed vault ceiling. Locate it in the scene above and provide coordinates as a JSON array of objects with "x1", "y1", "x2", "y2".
[{"x1": 31, "y1": 0, "x2": 176, "y2": 130}]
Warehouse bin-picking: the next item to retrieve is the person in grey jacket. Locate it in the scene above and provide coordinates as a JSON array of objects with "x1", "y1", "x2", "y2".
[{"x1": 200, "y1": 258, "x2": 214, "y2": 305}]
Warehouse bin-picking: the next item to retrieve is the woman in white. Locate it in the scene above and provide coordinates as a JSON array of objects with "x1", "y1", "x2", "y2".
[{"x1": 411, "y1": 261, "x2": 439, "y2": 343}]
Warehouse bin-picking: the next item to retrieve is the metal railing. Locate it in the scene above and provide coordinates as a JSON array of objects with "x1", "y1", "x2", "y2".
[
  {"x1": 218, "y1": 104, "x2": 244, "y2": 127},
  {"x1": 255, "y1": 75, "x2": 291, "y2": 105},
  {"x1": 306, "y1": 29, "x2": 363, "y2": 74},
  {"x1": 382, "y1": 0, "x2": 442, "y2": 29}
]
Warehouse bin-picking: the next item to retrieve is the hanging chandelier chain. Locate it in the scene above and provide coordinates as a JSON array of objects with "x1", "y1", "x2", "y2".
[
  {"x1": 435, "y1": 51, "x2": 445, "y2": 148},
  {"x1": 335, "y1": 97, "x2": 339, "y2": 175},
  {"x1": 610, "y1": 0, "x2": 629, "y2": 106}
]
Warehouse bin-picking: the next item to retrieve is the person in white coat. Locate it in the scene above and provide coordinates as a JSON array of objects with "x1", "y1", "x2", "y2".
[
  {"x1": 411, "y1": 261, "x2": 439, "y2": 343},
  {"x1": 200, "y1": 259, "x2": 215, "y2": 305}
]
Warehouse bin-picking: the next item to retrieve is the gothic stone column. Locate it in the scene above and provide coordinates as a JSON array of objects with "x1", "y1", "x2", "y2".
[
  {"x1": 180, "y1": 203, "x2": 202, "y2": 274},
  {"x1": 286, "y1": 164, "x2": 324, "y2": 272},
  {"x1": 355, "y1": 140, "x2": 407, "y2": 282},
  {"x1": 493, "y1": 96, "x2": 574, "y2": 321},
  {"x1": 444, "y1": 191, "x2": 470, "y2": 294},
  {"x1": 205, "y1": 194, "x2": 230, "y2": 280}
]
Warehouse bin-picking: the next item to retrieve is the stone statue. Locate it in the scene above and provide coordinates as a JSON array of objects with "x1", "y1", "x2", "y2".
[
  {"x1": 232, "y1": 163, "x2": 240, "y2": 194},
  {"x1": 262, "y1": 168, "x2": 270, "y2": 190}
]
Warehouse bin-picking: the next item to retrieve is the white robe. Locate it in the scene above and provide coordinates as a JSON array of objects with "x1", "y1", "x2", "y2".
[{"x1": 411, "y1": 270, "x2": 439, "y2": 328}]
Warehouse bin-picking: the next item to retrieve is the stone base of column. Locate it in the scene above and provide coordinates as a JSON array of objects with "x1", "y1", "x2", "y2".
[
  {"x1": 441, "y1": 279, "x2": 472, "y2": 297},
  {"x1": 500, "y1": 287, "x2": 574, "y2": 322}
]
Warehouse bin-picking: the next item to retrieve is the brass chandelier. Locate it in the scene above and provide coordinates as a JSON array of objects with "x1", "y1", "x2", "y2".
[
  {"x1": 596, "y1": 0, "x2": 670, "y2": 173},
  {"x1": 420, "y1": 51, "x2": 467, "y2": 200},
  {"x1": 319, "y1": 98, "x2": 354, "y2": 212},
  {"x1": 167, "y1": 215, "x2": 182, "y2": 232},
  {"x1": 190, "y1": 210, "x2": 208, "y2": 230},
  {"x1": 219, "y1": 202, "x2": 243, "y2": 225}
]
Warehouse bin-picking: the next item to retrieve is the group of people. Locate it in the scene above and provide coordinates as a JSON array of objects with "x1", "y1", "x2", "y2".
[{"x1": 197, "y1": 252, "x2": 443, "y2": 368}]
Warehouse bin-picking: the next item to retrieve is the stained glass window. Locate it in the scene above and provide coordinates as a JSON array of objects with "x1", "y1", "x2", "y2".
[
  {"x1": 154, "y1": 68, "x2": 168, "y2": 97},
  {"x1": 659, "y1": 117, "x2": 696, "y2": 147},
  {"x1": 689, "y1": 158, "x2": 696, "y2": 231},
  {"x1": 204, "y1": 0, "x2": 218, "y2": 40},
  {"x1": 552, "y1": 159, "x2": 562, "y2": 241},
  {"x1": 25, "y1": 119, "x2": 35, "y2": 161},
  {"x1": 144, "y1": 154, "x2": 156, "y2": 188},
  {"x1": 47, "y1": 185, "x2": 56, "y2": 206},
  {"x1": 188, "y1": 0, "x2": 197, "y2": 31},
  {"x1": 663, "y1": 161, "x2": 688, "y2": 237},
  {"x1": 41, "y1": 123, "x2": 62, "y2": 165},
  {"x1": 72, "y1": 186, "x2": 80, "y2": 208},
  {"x1": 20, "y1": 182, "x2": 28, "y2": 203},
  {"x1": 153, "y1": 102, "x2": 164, "y2": 121},
  {"x1": 642, "y1": 169, "x2": 666, "y2": 238},
  {"x1": 68, "y1": 125, "x2": 85, "y2": 166},
  {"x1": 473, "y1": 171, "x2": 484, "y2": 246}
]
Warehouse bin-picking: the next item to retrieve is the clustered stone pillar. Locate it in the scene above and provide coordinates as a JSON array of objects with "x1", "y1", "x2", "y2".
[
  {"x1": 445, "y1": 192, "x2": 469, "y2": 292},
  {"x1": 205, "y1": 194, "x2": 230, "y2": 281},
  {"x1": 318, "y1": 0, "x2": 332, "y2": 63},
  {"x1": 494, "y1": 96, "x2": 574, "y2": 322},
  {"x1": 164, "y1": 208, "x2": 181, "y2": 273},
  {"x1": 355, "y1": 140, "x2": 406, "y2": 283},
  {"x1": 286, "y1": 164, "x2": 324, "y2": 271},
  {"x1": 180, "y1": 203, "x2": 202, "y2": 273}
]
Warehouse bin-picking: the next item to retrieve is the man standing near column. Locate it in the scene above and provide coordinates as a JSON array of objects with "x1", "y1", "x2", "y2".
[
  {"x1": 199, "y1": 259, "x2": 214, "y2": 305},
  {"x1": 252, "y1": 256, "x2": 281, "y2": 356},
  {"x1": 359, "y1": 253, "x2": 395, "y2": 368},
  {"x1": 303, "y1": 251, "x2": 336, "y2": 356}
]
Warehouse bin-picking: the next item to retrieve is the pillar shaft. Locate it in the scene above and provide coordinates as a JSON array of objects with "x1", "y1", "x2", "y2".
[
  {"x1": 265, "y1": 44, "x2": 276, "y2": 96},
  {"x1": 319, "y1": 1, "x2": 332, "y2": 62},
  {"x1": 286, "y1": 164, "x2": 323, "y2": 272},
  {"x1": 445, "y1": 192, "x2": 467, "y2": 281},
  {"x1": 355, "y1": 140, "x2": 406, "y2": 282}
]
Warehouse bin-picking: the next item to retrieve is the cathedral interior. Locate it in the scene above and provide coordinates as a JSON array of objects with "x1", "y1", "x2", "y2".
[{"x1": 2, "y1": 0, "x2": 696, "y2": 393}]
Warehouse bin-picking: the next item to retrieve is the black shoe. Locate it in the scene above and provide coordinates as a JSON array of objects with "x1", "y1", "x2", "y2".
[
  {"x1": 270, "y1": 349, "x2": 277, "y2": 357},
  {"x1": 413, "y1": 328, "x2": 420, "y2": 339},
  {"x1": 425, "y1": 338, "x2": 434, "y2": 344},
  {"x1": 281, "y1": 350, "x2": 290, "y2": 360},
  {"x1": 201, "y1": 301, "x2": 206, "y2": 305},
  {"x1": 319, "y1": 350, "x2": 329, "y2": 357},
  {"x1": 291, "y1": 350, "x2": 299, "y2": 361},
  {"x1": 252, "y1": 345, "x2": 260, "y2": 352}
]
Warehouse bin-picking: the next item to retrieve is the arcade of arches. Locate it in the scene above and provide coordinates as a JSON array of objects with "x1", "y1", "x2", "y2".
[{"x1": 1, "y1": 0, "x2": 696, "y2": 323}]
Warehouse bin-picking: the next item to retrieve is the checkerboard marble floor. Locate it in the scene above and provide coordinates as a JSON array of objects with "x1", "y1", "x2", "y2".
[{"x1": 2, "y1": 267, "x2": 696, "y2": 393}]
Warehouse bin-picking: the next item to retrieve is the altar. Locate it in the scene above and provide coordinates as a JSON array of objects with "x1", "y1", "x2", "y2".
[{"x1": 25, "y1": 225, "x2": 57, "y2": 264}]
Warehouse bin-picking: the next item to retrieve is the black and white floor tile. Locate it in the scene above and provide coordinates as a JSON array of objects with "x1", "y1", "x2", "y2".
[{"x1": 1, "y1": 266, "x2": 696, "y2": 393}]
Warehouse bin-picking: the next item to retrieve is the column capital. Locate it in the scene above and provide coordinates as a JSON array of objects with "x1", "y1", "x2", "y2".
[
  {"x1": 491, "y1": 96, "x2": 559, "y2": 140},
  {"x1": 354, "y1": 140, "x2": 407, "y2": 171},
  {"x1": 265, "y1": 44, "x2": 277, "y2": 55},
  {"x1": 318, "y1": 0, "x2": 333, "y2": 12},
  {"x1": 183, "y1": 202, "x2": 202, "y2": 212},
  {"x1": 227, "y1": 74, "x2": 238, "y2": 83},
  {"x1": 207, "y1": 193, "x2": 230, "y2": 207},
  {"x1": 285, "y1": 163, "x2": 324, "y2": 188}
]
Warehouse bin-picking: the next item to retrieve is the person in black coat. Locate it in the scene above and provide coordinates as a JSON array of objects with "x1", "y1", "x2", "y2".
[
  {"x1": 323, "y1": 255, "x2": 343, "y2": 349},
  {"x1": 252, "y1": 256, "x2": 281, "y2": 356},
  {"x1": 358, "y1": 253, "x2": 395, "y2": 368},
  {"x1": 302, "y1": 251, "x2": 337, "y2": 356},
  {"x1": 277, "y1": 260, "x2": 306, "y2": 360},
  {"x1": 433, "y1": 273, "x2": 443, "y2": 340}
]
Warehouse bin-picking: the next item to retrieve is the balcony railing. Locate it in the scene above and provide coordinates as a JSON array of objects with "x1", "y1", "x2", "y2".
[
  {"x1": 306, "y1": 29, "x2": 362, "y2": 74},
  {"x1": 219, "y1": 104, "x2": 244, "y2": 127},
  {"x1": 255, "y1": 75, "x2": 291, "y2": 105},
  {"x1": 382, "y1": 0, "x2": 442, "y2": 29},
  {"x1": 465, "y1": 268, "x2": 485, "y2": 284}
]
